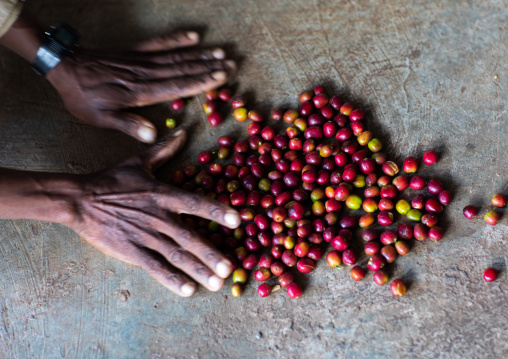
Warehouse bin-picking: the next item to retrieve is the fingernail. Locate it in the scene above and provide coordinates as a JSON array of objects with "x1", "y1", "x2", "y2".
[
  {"x1": 137, "y1": 125, "x2": 156, "y2": 143},
  {"x1": 225, "y1": 60, "x2": 237, "y2": 72},
  {"x1": 208, "y1": 275, "x2": 223, "y2": 290},
  {"x1": 212, "y1": 48, "x2": 225, "y2": 59},
  {"x1": 211, "y1": 71, "x2": 227, "y2": 82},
  {"x1": 186, "y1": 31, "x2": 199, "y2": 42},
  {"x1": 181, "y1": 283, "x2": 196, "y2": 296},
  {"x1": 172, "y1": 129, "x2": 184, "y2": 137},
  {"x1": 216, "y1": 260, "x2": 232, "y2": 278},
  {"x1": 224, "y1": 212, "x2": 240, "y2": 228}
]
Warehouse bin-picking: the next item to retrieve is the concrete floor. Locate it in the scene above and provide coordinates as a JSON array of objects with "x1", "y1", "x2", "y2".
[{"x1": 0, "y1": 0, "x2": 507, "y2": 358}]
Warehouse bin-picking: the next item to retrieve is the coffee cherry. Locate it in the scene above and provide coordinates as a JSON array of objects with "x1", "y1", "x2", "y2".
[
  {"x1": 484, "y1": 210, "x2": 501, "y2": 225},
  {"x1": 257, "y1": 283, "x2": 272, "y2": 297},
  {"x1": 483, "y1": 268, "x2": 498, "y2": 282},
  {"x1": 350, "y1": 266, "x2": 366, "y2": 281},
  {"x1": 491, "y1": 193, "x2": 507, "y2": 208},
  {"x1": 287, "y1": 282, "x2": 303, "y2": 298},
  {"x1": 463, "y1": 205, "x2": 478, "y2": 219},
  {"x1": 390, "y1": 279, "x2": 407, "y2": 296},
  {"x1": 423, "y1": 150, "x2": 438, "y2": 165}
]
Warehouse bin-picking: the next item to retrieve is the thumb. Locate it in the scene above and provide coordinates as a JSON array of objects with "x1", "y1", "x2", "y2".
[
  {"x1": 140, "y1": 129, "x2": 188, "y2": 172},
  {"x1": 102, "y1": 111, "x2": 158, "y2": 143}
]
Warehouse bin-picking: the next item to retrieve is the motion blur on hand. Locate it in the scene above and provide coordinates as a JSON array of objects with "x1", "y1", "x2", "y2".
[{"x1": 47, "y1": 31, "x2": 236, "y2": 143}]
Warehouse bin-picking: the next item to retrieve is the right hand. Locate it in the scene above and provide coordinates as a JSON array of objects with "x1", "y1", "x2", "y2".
[{"x1": 61, "y1": 130, "x2": 239, "y2": 296}]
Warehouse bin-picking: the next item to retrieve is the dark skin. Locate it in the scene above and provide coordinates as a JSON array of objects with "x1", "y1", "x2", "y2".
[{"x1": 0, "y1": 9, "x2": 239, "y2": 296}]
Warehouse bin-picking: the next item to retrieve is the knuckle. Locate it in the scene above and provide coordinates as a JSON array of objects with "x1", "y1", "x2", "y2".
[
  {"x1": 195, "y1": 265, "x2": 210, "y2": 277},
  {"x1": 205, "y1": 251, "x2": 220, "y2": 262},
  {"x1": 187, "y1": 194, "x2": 202, "y2": 212},
  {"x1": 168, "y1": 248, "x2": 187, "y2": 263},
  {"x1": 209, "y1": 206, "x2": 223, "y2": 220},
  {"x1": 144, "y1": 259, "x2": 165, "y2": 274},
  {"x1": 164, "y1": 273, "x2": 182, "y2": 287},
  {"x1": 176, "y1": 229, "x2": 193, "y2": 243}
]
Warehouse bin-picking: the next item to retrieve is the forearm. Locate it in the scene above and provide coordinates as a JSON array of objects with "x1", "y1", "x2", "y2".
[
  {"x1": 0, "y1": 8, "x2": 42, "y2": 62},
  {"x1": 0, "y1": 168, "x2": 83, "y2": 224}
]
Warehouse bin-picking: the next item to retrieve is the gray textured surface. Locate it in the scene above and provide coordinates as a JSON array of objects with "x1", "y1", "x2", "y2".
[{"x1": 0, "y1": 0, "x2": 507, "y2": 358}]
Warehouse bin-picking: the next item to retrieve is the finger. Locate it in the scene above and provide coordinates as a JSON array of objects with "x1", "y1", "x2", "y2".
[
  {"x1": 149, "y1": 216, "x2": 234, "y2": 279},
  {"x1": 137, "y1": 248, "x2": 197, "y2": 297},
  {"x1": 109, "y1": 60, "x2": 236, "y2": 82},
  {"x1": 96, "y1": 47, "x2": 227, "y2": 65},
  {"x1": 101, "y1": 111, "x2": 158, "y2": 143},
  {"x1": 161, "y1": 188, "x2": 241, "y2": 229},
  {"x1": 131, "y1": 31, "x2": 200, "y2": 52},
  {"x1": 131, "y1": 71, "x2": 228, "y2": 107},
  {"x1": 145, "y1": 236, "x2": 225, "y2": 292},
  {"x1": 148, "y1": 47, "x2": 227, "y2": 64},
  {"x1": 139, "y1": 129, "x2": 187, "y2": 171}
]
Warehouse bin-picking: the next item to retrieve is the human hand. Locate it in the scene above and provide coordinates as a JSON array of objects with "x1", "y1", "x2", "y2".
[
  {"x1": 47, "y1": 31, "x2": 235, "y2": 143},
  {"x1": 62, "y1": 129, "x2": 240, "y2": 296}
]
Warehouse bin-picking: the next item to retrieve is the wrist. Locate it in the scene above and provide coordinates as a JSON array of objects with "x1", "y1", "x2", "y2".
[
  {"x1": 0, "y1": 169, "x2": 86, "y2": 225},
  {"x1": 0, "y1": 8, "x2": 42, "y2": 63}
]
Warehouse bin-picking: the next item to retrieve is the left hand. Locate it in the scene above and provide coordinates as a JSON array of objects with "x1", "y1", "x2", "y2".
[{"x1": 47, "y1": 31, "x2": 235, "y2": 143}]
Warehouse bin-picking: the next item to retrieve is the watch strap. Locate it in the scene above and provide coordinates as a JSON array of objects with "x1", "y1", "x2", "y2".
[
  {"x1": 32, "y1": 44, "x2": 64, "y2": 76},
  {"x1": 32, "y1": 24, "x2": 80, "y2": 77}
]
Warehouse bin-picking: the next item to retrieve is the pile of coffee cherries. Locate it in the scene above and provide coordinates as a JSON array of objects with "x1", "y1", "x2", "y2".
[{"x1": 170, "y1": 86, "x2": 452, "y2": 298}]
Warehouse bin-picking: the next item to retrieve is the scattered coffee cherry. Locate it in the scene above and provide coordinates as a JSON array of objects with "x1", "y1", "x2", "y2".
[
  {"x1": 203, "y1": 100, "x2": 217, "y2": 115},
  {"x1": 427, "y1": 179, "x2": 444, "y2": 195},
  {"x1": 463, "y1": 205, "x2": 478, "y2": 219},
  {"x1": 254, "y1": 268, "x2": 271, "y2": 281},
  {"x1": 409, "y1": 176, "x2": 426, "y2": 190},
  {"x1": 395, "y1": 240, "x2": 410, "y2": 255},
  {"x1": 279, "y1": 272, "x2": 295, "y2": 287},
  {"x1": 198, "y1": 150, "x2": 213, "y2": 164},
  {"x1": 407, "y1": 209, "x2": 423, "y2": 222},
  {"x1": 428, "y1": 226, "x2": 444, "y2": 241},
  {"x1": 439, "y1": 190, "x2": 452, "y2": 206},
  {"x1": 171, "y1": 99, "x2": 186, "y2": 111},
  {"x1": 484, "y1": 210, "x2": 501, "y2": 225},
  {"x1": 491, "y1": 193, "x2": 507, "y2": 208},
  {"x1": 373, "y1": 270, "x2": 389, "y2": 286},
  {"x1": 421, "y1": 213, "x2": 438, "y2": 227},
  {"x1": 403, "y1": 157, "x2": 418, "y2": 173},
  {"x1": 232, "y1": 268, "x2": 248, "y2": 284},
  {"x1": 380, "y1": 245, "x2": 397, "y2": 263},
  {"x1": 423, "y1": 150, "x2": 438, "y2": 165},
  {"x1": 231, "y1": 283, "x2": 243, "y2": 297},
  {"x1": 271, "y1": 108, "x2": 284, "y2": 121},
  {"x1": 396, "y1": 200, "x2": 411, "y2": 215},
  {"x1": 382, "y1": 161, "x2": 399, "y2": 176},
  {"x1": 287, "y1": 282, "x2": 303, "y2": 298},
  {"x1": 207, "y1": 112, "x2": 223, "y2": 127},
  {"x1": 234, "y1": 108, "x2": 248, "y2": 122},
  {"x1": 165, "y1": 118, "x2": 176, "y2": 129},
  {"x1": 413, "y1": 224, "x2": 428, "y2": 241},
  {"x1": 218, "y1": 88, "x2": 232, "y2": 101},
  {"x1": 390, "y1": 279, "x2": 407, "y2": 296},
  {"x1": 297, "y1": 258, "x2": 317, "y2": 273},
  {"x1": 350, "y1": 266, "x2": 366, "y2": 281},
  {"x1": 257, "y1": 283, "x2": 272, "y2": 297},
  {"x1": 231, "y1": 96, "x2": 246, "y2": 109},
  {"x1": 205, "y1": 89, "x2": 218, "y2": 101},
  {"x1": 483, "y1": 268, "x2": 498, "y2": 282},
  {"x1": 326, "y1": 250, "x2": 342, "y2": 267}
]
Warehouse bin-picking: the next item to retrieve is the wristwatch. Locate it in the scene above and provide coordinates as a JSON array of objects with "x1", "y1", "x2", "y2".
[{"x1": 32, "y1": 23, "x2": 80, "y2": 76}]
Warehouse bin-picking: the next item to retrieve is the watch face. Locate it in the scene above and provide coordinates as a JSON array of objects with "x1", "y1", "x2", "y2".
[{"x1": 52, "y1": 25, "x2": 80, "y2": 48}]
